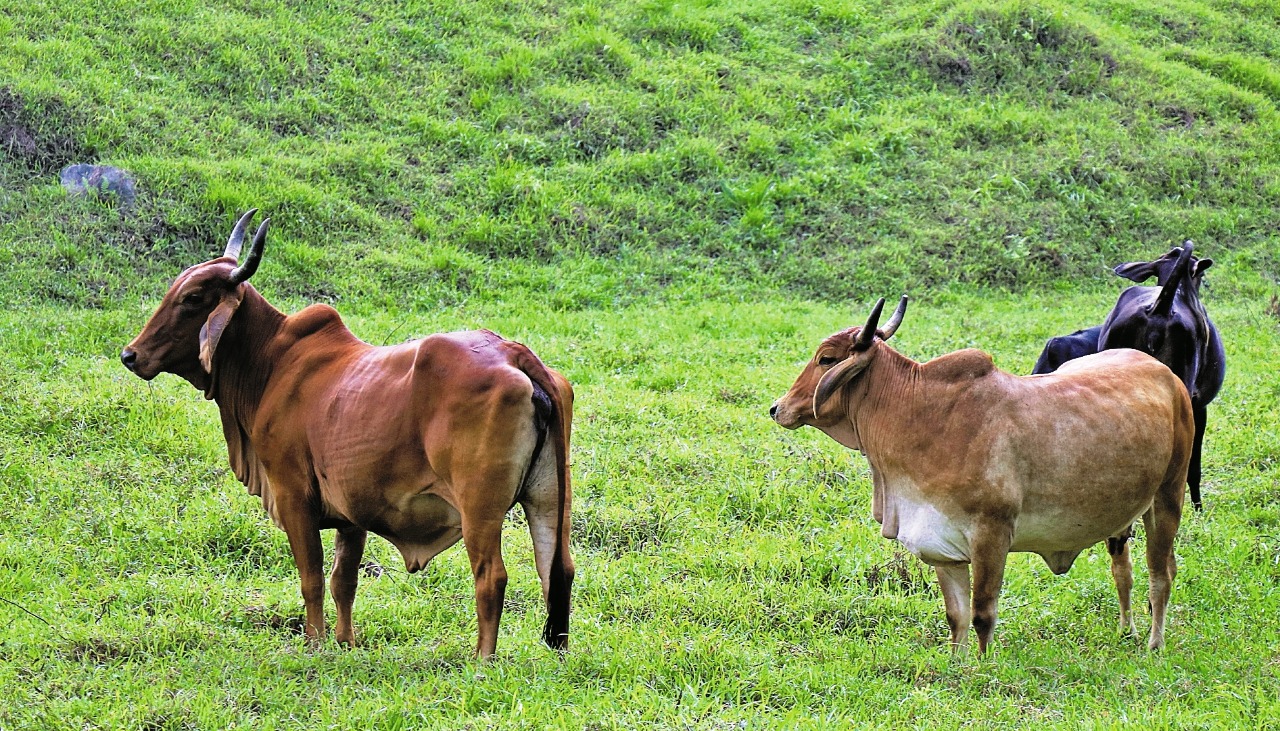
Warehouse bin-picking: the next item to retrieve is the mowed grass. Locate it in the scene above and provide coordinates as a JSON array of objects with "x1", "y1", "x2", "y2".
[{"x1": 2, "y1": 287, "x2": 1279, "y2": 728}]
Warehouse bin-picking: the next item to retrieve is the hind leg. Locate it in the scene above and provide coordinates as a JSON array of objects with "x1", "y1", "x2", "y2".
[
  {"x1": 521, "y1": 476, "x2": 574, "y2": 650},
  {"x1": 460, "y1": 514, "x2": 508, "y2": 659},
  {"x1": 1189, "y1": 402, "x2": 1207, "y2": 510},
  {"x1": 452, "y1": 463, "x2": 524, "y2": 659},
  {"x1": 1143, "y1": 489, "x2": 1183, "y2": 650},
  {"x1": 1106, "y1": 526, "x2": 1138, "y2": 639}
]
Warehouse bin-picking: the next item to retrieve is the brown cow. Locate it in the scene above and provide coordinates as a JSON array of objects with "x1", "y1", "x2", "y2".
[
  {"x1": 121, "y1": 210, "x2": 574, "y2": 658},
  {"x1": 770, "y1": 297, "x2": 1193, "y2": 652}
]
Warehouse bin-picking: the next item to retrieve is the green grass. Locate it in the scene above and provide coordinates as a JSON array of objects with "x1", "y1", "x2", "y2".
[
  {"x1": 3, "y1": 291, "x2": 1279, "y2": 728},
  {"x1": 3, "y1": 0, "x2": 1280, "y2": 726},
  {"x1": 3, "y1": 0, "x2": 1280, "y2": 309}
]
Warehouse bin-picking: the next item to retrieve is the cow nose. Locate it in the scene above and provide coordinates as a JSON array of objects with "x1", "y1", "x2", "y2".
[
  {"x1": 120, "y1": 348, "x2": 137, "y2": 372},
  {"x1": 769, "y1": 403, "x2": 779, "y2": 418}
]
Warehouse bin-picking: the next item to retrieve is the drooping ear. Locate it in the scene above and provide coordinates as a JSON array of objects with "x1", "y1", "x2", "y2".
[
  {"x1": 199, "y1": 291, "x2": 244, "y2": 374},
  {"x1": 1113, "y1": 246, "x2": 1181, "y2": 283},
  {"x1": 813, "y1": 355, "x2": 869, "y2": 417},
  {"x1": 1113, "y1": 259, "x2": 1159, "y2": 283}
]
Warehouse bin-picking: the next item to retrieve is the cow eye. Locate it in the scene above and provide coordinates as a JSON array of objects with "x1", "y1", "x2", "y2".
[
  {"x1": 181, "y1": 292, "x2": 205, "y2": 306},
  {"x1": 818, "y1": 355, "x2": 840, "y2": 367}
]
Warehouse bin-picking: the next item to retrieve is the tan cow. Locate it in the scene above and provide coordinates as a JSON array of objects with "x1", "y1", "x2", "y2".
[
  {"x1": 771, "y1": 297, "x2": 1193, "y2": 652},
  {"x1": 121, "y1": 210, "x2": 574, "y2": 658}
]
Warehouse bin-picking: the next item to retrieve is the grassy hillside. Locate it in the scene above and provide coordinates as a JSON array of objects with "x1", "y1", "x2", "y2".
[
  {"x1": 2, "y1": 0, "x2": 1279, "y2": 309},
  {"x1": 3, "y1": 0, "x2": 1280, "y2": 728}
]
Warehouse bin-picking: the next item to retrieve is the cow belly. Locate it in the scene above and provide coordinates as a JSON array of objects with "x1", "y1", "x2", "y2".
[
  {"x1": 381, "y1": 494, "x2": 464, "y2": 573},
  {"x1": 889, "y1": 499, "x2": 971, "y2": 566},
  {"x1": 1010, "y1": 500, "x2": 1149, "y2": 555}
]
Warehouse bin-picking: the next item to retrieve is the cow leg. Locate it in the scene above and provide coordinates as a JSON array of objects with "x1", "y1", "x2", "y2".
[
  {"x1": 461, "y1": 516, "x2": 508, "y2": 659},
  {"x1": 330, "y1": 526, "x2": 367, "y2": 647},
  {"x1": 521, "y1": 484, "x2": 574, "y2": 651},
  {"x1": 1106, "y1": 526, "x2": 1138, "y2": 639},
  {"x1": 278, "y1": 505, "x2": 327, "y2": 644},
  {"x1": 970, "y1": 525, "x2": 1012, "y2": 654},
  {"x1": 1143, "y1": 489, "x2": 1182, "y2": 651},
  {"x1": 1189, "y1": 402, "x2": 1207, "y2": 510},
  {"x1": 934, "y1": 564, "x2": 971, "y2": 651}
]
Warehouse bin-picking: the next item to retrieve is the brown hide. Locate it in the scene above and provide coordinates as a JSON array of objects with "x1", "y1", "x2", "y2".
[
  {"x1": 123, "y1": 214, "x2": 573, "y2": 658},
  {"x1": 772, "y1": 303, "x2": 1192, "y2": 652}
]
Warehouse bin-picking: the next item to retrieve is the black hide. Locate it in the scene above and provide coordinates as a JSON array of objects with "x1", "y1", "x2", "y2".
[
  {"x1": 1099, "y1": 241, "x2": 1225, "y2": 510},
  {"x1": 1031, "y1": 326, "x2": 1102, "y2": 375}
]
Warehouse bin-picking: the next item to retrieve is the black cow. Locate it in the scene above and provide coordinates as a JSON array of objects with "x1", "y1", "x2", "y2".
[
  {"x1": 1099, "y1": 241, "x2": 1225, "y2": 510},
  {"x1": 1031, "y1": 245, "x2": 1216, "y2": 375},
  {"x1": 1031, "y1": 326, "x2": 1102, "y2": 375}
]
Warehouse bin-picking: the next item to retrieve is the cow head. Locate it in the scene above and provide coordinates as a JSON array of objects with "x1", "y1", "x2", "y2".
[
  {"x1": 1100, "y1": 241, "x2": 1202, "y2": 392},
  {"x1": 1114, "y1": 240, "x2": 1213, "y2": 291},
  {"x1": 121, "y1": 209, "x2": 270, "y2": 391},
  {"x1": 770, "y1": 295, "x2": 908, "y2": 430}
]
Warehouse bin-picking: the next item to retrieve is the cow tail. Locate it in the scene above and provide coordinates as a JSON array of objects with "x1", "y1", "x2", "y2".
[{"x1": 513, "y1": 346, "x2": 573, "y2": 650}]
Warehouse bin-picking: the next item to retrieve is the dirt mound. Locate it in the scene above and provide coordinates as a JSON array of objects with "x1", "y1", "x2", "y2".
[{"x1": 0, "y1": 87, "x2": 86, "y2": 176}]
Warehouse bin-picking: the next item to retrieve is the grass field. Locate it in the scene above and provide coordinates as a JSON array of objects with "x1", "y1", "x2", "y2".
[
  {"x1": 3, "y1": 0, "x2": 1280, "y2": 727},
  {"x1": 3, "y1": 292, "x2": 1279, "y2": 728}
]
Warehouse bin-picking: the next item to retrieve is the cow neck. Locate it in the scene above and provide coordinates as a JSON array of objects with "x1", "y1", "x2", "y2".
[
  {"x1": 207, "y1": 284, "x2": 286, "y2": 430},
  {"x1": 848, "y1": 344, "x2": 925, "y2": 467},
  {"x1": 1180, "y1": 286, "x2": 1211, "y2": 347}
]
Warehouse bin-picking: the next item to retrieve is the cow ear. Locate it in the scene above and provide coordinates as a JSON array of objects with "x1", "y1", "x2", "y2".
[
  {"x1": 1194, "y1": 258, "x2": 1213, "y2": 276},
  {"x1": 813, "y1": 355, "x2": 869, "y2": 417},
  {"x1": 1113, "y1": 260, "x2": 1158, "y2": 283},
  {"x1": 199, "y1": 292, "x2": 244, "y2": 374}
]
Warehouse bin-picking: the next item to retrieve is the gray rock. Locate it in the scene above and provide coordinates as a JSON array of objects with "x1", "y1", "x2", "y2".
[{"x1": 60, "y1": 164, "x2": 136, "y2": 207}]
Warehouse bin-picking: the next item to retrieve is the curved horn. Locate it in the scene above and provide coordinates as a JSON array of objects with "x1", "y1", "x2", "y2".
[
  {"x1": 879, "y1": 295, "x2": 909, "y2": 340},
  {"x1": 855, "y1": 297, "x2": 886, "y2": 350},
  {"x1": 223, "y1": 209, "x2": 259, "y2": 260},
  {"x1": 229, "y1": 218, "x2": 269, "y2": 284},
  {"x1": 1152, "y1": 241, "x2": 1192, "y2": 317}
]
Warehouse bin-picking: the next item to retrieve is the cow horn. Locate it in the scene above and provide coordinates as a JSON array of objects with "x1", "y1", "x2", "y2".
[
  {"x1": 223, "y1": 209, "x2": 259, "y2": 260},
  {"x1": 879, "y1": 295, "x2": 909, "y2": 340},
  {"x1": 229, "y1": 218, "x2": 269, "y2": 284},
  {"x1": 855, "y1": 297, "x2": 886, "y2": 349},
  {"x1": 1152, "y1": 241, "x2": 1192, "y2": 317}
]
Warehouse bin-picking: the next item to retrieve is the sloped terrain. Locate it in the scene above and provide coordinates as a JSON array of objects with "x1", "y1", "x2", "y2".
[{"x1": 1, "y1": 0, "x2": 1277, "y2": 309}]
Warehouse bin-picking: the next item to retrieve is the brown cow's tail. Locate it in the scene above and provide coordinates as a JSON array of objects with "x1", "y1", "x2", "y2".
[
  {"x1": 511, "y1": 344, "x2": 574, "y2": 651},
  {"x1": 1152, "y1": 242, "x2": 1193, "y2": 317}
]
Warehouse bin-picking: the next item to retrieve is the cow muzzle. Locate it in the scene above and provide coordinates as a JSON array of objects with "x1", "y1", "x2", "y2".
[
  {"x1": 769, "y1": 399, "x2": 803, "y2": 429},
  {"x1": 120, "y1": 347, "x2": 157, "y2": 380}
]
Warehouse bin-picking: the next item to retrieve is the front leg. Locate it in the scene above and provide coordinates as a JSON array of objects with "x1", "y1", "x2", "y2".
[
  {"x1": 331, "y1": 526, "x2": 368, "y2": 647},
  {"x1": 277, "y1": 499, "x2": 327, "y2": 644},
  {"x1": 934, "y1": 564, "x2": 972, "y2": 651},
  {"x1": 970, "y1": 523, "x2": 1013, "y2": 654}
]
